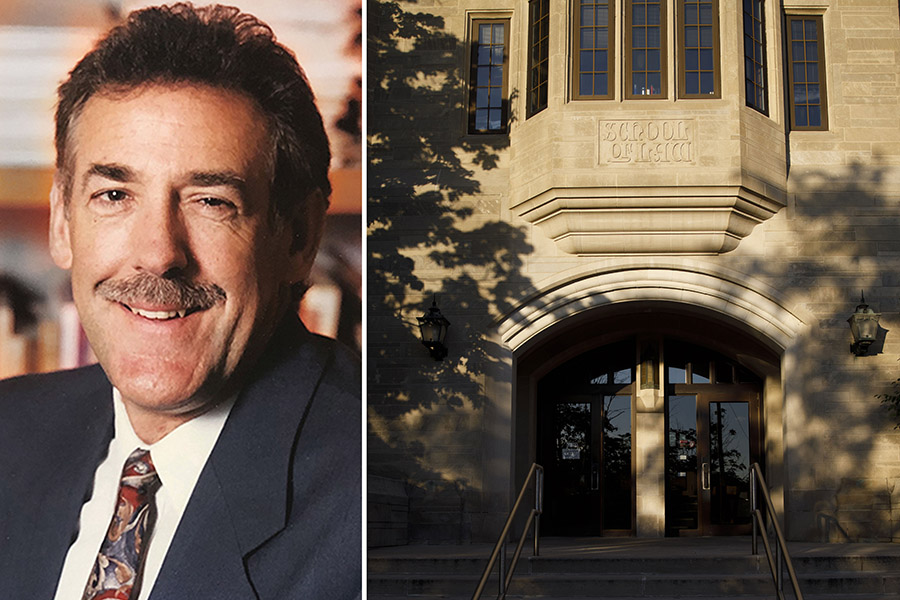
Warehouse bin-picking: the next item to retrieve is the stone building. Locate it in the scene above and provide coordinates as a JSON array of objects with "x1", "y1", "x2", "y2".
[{"x1": 368, "y1": 0, "x2": 900, "y2": 545}]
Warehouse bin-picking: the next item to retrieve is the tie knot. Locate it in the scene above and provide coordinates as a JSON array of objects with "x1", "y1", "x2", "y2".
[{"x1": 122, "y1": 448, "x2": 161, "y2": 496}]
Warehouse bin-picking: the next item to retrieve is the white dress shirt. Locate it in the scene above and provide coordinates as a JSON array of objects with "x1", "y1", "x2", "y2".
[{"x1": 53, "y1": 389, "x2": 234, "y2": 600}]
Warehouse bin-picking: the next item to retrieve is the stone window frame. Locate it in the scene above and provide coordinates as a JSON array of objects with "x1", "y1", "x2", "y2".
[
  {"x1": 742, "y1": 0, "x2": 768, "y2": 114},
  {"x1": 624, "y1": 0, "x2": 668, "y2": 99},
  {"x1": 527, "y1": 0, "x2": 551, "y2": 117},
  {"x1": 571, "y1": 0, "x2": 616, "y2": 100},
  {"x1": 785, "y1": 13, "x2": 828, "y2": 131},
  {"x1": 675, "y1": 0, "x2": 721, "y2": 99},
  {"x1": 468, "y1": 18, "x2": 511, "y2": 134}
]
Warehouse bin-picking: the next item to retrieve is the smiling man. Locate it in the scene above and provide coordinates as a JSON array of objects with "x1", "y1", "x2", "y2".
[{"x1": 0, "y1": 4, "x2": 360, "y2": 599}]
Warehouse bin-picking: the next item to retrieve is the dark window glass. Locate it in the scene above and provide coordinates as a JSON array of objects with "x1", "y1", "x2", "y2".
[
  {"x1": 678, "y1": 0, "x2": 719, "y2": 98},
  {"x1": 742, "y1": 0, "x2": 767, "y2": 112},
  {"x1": 469, "y1": 20, "x2": 509, "y2": 133},
  {"x1": 627, "y1": 0, "x2": 666, "y2": 98},
  {"x1": 528, "y1": 0, "x2": 550, "y2": 116},
  {"x1": 786, "y1": 15, "x2": 827, "y2": 130},
  {"x1": 574, "y1": 0, "x2": 614, "y2": 99}
]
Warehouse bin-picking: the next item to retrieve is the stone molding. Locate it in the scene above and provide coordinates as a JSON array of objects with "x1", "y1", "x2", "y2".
[
  {"x1": 495, "y1": 260, "x2": 809, "y2": 352},
  {"x1": 513, "y1": 185, "x2": 785, "y2": 255}
]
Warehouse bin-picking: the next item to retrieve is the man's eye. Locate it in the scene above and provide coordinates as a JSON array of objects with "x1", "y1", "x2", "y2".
[
  {"x1": 200, "y1": 197, "x2": 235, "y2": 209},
  {"x1": 100, "y1": 190, "x2": 128, "y2": 202}
]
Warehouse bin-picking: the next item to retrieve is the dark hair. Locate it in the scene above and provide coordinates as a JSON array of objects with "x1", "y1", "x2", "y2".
[{"x1": 55, "y1": 3, "x2": 331, "y2": 225}]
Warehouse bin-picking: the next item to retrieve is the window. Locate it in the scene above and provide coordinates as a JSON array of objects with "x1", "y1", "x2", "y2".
[
  {"x1": 786, "y1": 15, "x2": 827, "y2": 130},
  {"x1": 469, "y1": 20, "x2": 509, "y2": 133},
  {"x1": 742, "y1": 0, "x2": 767, "y2": 113},
  {"x1": 528, "y1": 0, "x2": 550, "y2": 116},
  {"x1": 573, "y1": 0, "x2": 614, "y2": 100},
  {"x1": 677, "y1": 0, "x2": 719, "y2": 98},
  {"x1": 626, "y1": 0, "x2": 666, "y2": 99}
]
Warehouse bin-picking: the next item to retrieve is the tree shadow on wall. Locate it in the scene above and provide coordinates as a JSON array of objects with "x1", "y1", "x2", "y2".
[
  {"x1": 367, "y1": 0, "x2": 534, "y2": 543},
  {"x1": 728, "y1": 160, "x2": 900, "y2": 542}
]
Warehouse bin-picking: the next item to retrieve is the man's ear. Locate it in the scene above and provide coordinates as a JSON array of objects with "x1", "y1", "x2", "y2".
[
  {"x1": 287, "y1": 189, "x2": 327, "y2": 283},
  {"x1": 48, "y1": 177, "x2": 73, "y2": 270}
]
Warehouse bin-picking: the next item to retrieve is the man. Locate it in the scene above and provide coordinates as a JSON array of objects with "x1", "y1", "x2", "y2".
[{"x1": 0, "y1": 4, "x2": 360, "y2": 599}]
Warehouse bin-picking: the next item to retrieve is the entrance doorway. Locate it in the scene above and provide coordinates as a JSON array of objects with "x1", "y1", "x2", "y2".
[
  {"x1": 536, "y1": 338, "x2": 763, "y2": 537},
  {"x1": 537, "y1": 340, "x2": 634, "y2": 535}
]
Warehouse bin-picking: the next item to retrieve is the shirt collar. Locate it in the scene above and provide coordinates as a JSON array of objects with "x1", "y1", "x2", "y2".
[{"x1": 111, "y1": 389, "x2": 235, "y2": 510}]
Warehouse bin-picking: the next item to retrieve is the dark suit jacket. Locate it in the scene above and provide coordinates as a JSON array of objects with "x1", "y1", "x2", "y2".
[{"x1": 0, "y1": 318, "x2": 361, "y2": 599}]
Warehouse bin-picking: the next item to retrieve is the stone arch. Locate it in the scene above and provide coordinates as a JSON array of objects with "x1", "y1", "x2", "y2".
[{"x1": 493, "y1": 261, "x2": 808, "y2": 536}]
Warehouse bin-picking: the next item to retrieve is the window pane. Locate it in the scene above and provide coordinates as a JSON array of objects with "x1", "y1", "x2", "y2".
[
  {"x1": 634, "y1": 4, "x2": 646, "y2": 25},
  {"x1": 647, "y1": 26, "x2": 661, "y2": 46},
  {"x1": 648, "y1": 72, "x2": 661, "y2": 91},
  {"x1": 596, "y1": 49, "x2": 608, "y2": 67},
  {"x1": 597, "y1": 5, "x2": 608, "y2": 27},
  {"x1": 700, "y1": 48, "x2": 713, "y2": 70},
  {"x1": 795, "y1": 106, "x2": 808, "y2": 127},
  {"x1": 581, "y1": 50, "x2": 593, "y2": 71},
  {"x1": 475, "y1": 110, "x2": 487, "y2": 130},
  {"x1": 700, "y1": 72, "x2": 714, "y2": 93},
  {"x1": 699, "y1": 3, "x2": 712, "y2": 24},
  {"x1": 633, "y1": 28, "x2": 646, "y2": 47},
  {"x1": 691, "y1": 360, "x2": 710, "y2": 384},
  {"x1": 806, "y1": 63, "x2": 819, "y2": 82},
  {"x1": 686, "y1": 26, "x2": 698, "y2": 48},
  {"x1": 806, "y1": 41, "x2": 818, "y2": 61},
  {"x1": 793, "y1": 83, "x2": 806, "y2": 103},
  {"x1": 488, "y1": 109, "x2": 501, "y2": 130},
  {"x1": 634, "y1": 49, "x2": 646, "y2": 69},
  {"x1": 528, "y1": 0, "x2": 549, "y2": 115},
  {"x1": 582, "y1": 5, "x2": 594, "y2": 26},
  {"x1": 808, "y1": 105, "x2": 821, "y2": 127},
  {"x1": 580, "y1": 73, "x2": 593, "y2": 95},
  {"x1": 700, "y1": 26, "x2": 713, "y2": 47},
  {"x1": 595, "y1": 73, "x2": 608, "y2": 95},
  {"x1": 648, "y1": 49, "x2": 660, "y2": 70},
  {"x1": 476, "y1": 87, "x2": 489, "y2": 107},
  {"x1": 471, "y1": 19, "x2": 508, "y2": 133},
  {"x1": 686, "y1": 71, "x2": 698, "y2": 94},
  {"x1": 805, "y1": 19, "x2": 817, "y2": 38},
  {"x1": 479, "y1": 24, "x2": 491, "y2": 44},
  {"x1": 685, "y1": 4, "x2": 698, "y2": 25},
  {"x1": 686, "y1": 48, "x2": 698, "y2": 70}
]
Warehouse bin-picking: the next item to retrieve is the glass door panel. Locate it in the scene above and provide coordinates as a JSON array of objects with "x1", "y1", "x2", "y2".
[
  {"x1": 541, "y1": 394, "x2": 633, "y2": 535},
  {"x1": 666, "y1": 393, "x2": 758, "y2": 536},
  {"x1": 666, "y1": 395, "x2": 699, "y2": 535},
  {"x1": 602, "y1": 395, "x2": 632, "y2": 530},
  {"x1": 708, "y1": 401, "x2": 752, "y2": 528}
]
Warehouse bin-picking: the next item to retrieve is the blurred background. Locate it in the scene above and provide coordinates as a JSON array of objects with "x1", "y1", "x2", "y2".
[{"x1": 0, "y1": 0, "x2": 362, "y2": 378}]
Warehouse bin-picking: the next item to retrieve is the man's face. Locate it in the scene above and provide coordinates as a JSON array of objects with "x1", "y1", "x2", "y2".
[{"x1": 50, "y1": 84, "x2": 313, "y2": 432}]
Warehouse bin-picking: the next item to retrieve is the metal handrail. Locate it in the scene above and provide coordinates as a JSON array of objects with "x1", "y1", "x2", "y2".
[
  {"x1": 750, "y1": 462, "x2": 804, "y2": 600},
  {"x1": 471, "y1": 463, "x2": 543, "y2": 600}
]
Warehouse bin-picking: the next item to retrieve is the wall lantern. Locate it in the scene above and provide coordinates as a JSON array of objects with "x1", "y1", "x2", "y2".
[
  {"x1": 848, "y1": 292, "x2": 880, "y2": 356},
  {"x1": 417, "y1": 297, "x2": 450, "y2": 360}
]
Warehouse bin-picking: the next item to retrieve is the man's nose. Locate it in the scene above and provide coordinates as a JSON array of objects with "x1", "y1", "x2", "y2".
[{"x1": 131, "y1": 200, "x2": 189, "y2": 276}]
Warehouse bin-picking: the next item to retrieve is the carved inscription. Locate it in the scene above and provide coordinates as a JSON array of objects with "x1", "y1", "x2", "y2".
[{"x1": 599, "y1": 120, "x2": 694, "y2": 164}]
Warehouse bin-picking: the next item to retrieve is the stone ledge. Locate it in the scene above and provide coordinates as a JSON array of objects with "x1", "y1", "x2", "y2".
[{"x1": 513, "y1": 185, "x2": 785, "y2": 255}]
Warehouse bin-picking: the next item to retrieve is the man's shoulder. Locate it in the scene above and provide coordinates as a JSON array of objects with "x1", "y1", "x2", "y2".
[{"x1": 0, "y1": 364, "x2": 109, "y2": 411}]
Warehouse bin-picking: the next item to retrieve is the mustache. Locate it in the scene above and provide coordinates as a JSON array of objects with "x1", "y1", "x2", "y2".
[{"x1": 96, "y1": 273, "x2": 226, "y2": 309}]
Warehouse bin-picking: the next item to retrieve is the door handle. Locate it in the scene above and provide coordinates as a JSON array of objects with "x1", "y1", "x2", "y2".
[
  {"x1": 701, "y1": 462, "x2": 710, "y2": 490},
  {"x1": 591, "y1": 463, "x2": 600, "y2": 490}
]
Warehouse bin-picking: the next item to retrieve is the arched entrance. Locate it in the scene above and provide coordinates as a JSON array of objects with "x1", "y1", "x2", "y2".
[
  {"x1": 536, "y1": 337, "x2": 763, "y2": 537},
  {"x1": 511, "y1": 301, "x2": 784, "y2": 537}
]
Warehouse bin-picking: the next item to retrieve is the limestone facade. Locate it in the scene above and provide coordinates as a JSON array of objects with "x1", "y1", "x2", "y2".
[{"x1": 368, "y1": 0, "x2": 900, "y2": 544}]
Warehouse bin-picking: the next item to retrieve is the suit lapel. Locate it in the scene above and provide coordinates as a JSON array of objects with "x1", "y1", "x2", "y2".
[{"x1": 149, "y1": 320, "x2": 328, "y2": 598}]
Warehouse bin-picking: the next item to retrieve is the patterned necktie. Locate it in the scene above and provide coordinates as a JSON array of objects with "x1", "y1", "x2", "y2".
[{"x1": 82, "y1": 449, "x2": 162, "y2": 600}]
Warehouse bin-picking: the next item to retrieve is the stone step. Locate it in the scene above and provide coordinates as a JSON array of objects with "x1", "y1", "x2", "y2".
[
  {"x1": 368, "y1": 570, "x2": 900, "y2": 598},
  {"x1": 366, "y1": 588, "x2": 900, "y2": 600}
]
